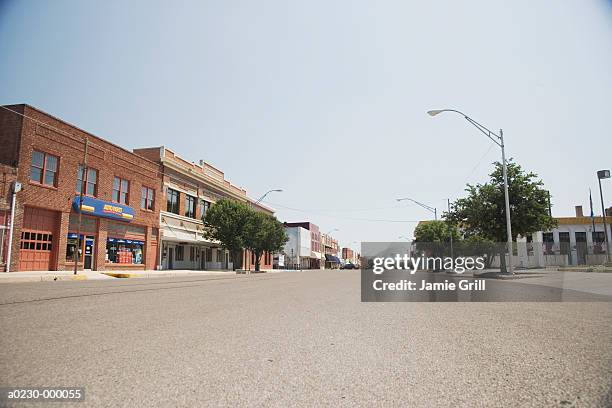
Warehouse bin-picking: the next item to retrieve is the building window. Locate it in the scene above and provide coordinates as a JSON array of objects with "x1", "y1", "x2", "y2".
[
  {"x1": 113, "y1": 177, "x2": 130, "y2": 204},
  {"x1": 166, "y1": 188, "x2": 179, "y2": 214},
  {"x1": 206, "y1": 248, "x2": 212, "y2": 262},
  {"x1": 185, "y1": 195, "x2": 196, "y2": 218},
  {"x1": 176, "y1": 245, "x2": 184, "y2": 261},
  {"x1": 189, "y1": 246, "x2": 196, "y2": 262},
  {"x1": 76, "y1": 165, "x2": 98, "y2": 197},
  {"x1": 199, "y1": 199, "x2": 211, "y2": 220},
  {"x1": 218, "y1": 249, "x2": 225, "y2": 263},
  {"x1": 30, "y1": 150, "x2": 58, "y2": 187},
  {"x1": 106, "y1": 238, "x2": 144, "y2": 264},
  {"x1": 141, "y1": 186, "x2": 155, "y2": 211}
]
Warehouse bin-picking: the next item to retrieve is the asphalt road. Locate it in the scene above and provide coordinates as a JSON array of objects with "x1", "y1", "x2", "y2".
[{"x1": 1, "y1": 270, "x2": 611, "y2": 407}]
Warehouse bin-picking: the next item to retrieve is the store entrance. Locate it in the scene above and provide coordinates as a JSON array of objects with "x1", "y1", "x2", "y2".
[{"x1": 84, "y1": 236, "x2": 95, "y2": 270}]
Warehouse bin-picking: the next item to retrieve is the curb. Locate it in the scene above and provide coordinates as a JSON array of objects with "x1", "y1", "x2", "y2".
[
  {"x1": 102, "y1": 272, "x2": 143, "y2": 279},
  {"x1": 473, "y1": 272, "x2": 545, "y2": 280},
  {"x1": 0, "y1": 274, "x2": 89, "y2": 284}
]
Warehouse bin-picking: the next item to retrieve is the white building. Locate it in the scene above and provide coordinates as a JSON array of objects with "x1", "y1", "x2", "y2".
[
  {"x1": 512, "y1": 206, "x2": 611, "y2": 267},
  {"x1": 283, "y1": 226, "x2": 312, "y2": 269}
]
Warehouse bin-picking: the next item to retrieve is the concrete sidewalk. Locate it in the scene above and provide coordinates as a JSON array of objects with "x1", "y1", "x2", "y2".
[{"x1": 0, "y1": 269, "x2": 239, "y2": 283}]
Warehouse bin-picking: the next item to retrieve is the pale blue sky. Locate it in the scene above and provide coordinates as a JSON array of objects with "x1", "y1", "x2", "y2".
[{"x1": 1, "y1": 1, "x2": 611, "y2": 248}]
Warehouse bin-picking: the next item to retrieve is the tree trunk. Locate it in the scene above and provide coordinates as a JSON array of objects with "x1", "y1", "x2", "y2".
[
  {"x1": 231, "y1": 248, "x2": 243, "y2": 271},
  {"x1": 255, "y1": 253, "x2": 261, "y2": 272},
  {"x1": 499, "y1": 250, "x2": 507, "y2": 273}
]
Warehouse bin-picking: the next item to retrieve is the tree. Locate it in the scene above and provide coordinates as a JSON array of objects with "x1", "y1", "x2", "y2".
[
  {"x1": 413, "y1": 220, "x2": 461, "y2": 264},
  {"x1": 202, "y1": 198, "x2": 251, "y2": 270},
  {"x1": 243, "y1": 211, "x2": 288, "y2": 271},
  {"x1": 447, "y1": 160, "x2": 557, "y2": 272}
]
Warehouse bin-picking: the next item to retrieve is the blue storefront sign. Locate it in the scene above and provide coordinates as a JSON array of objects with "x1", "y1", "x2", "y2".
[{"x1": 72, "y1": 196, "x2": 135, "y2": 222}]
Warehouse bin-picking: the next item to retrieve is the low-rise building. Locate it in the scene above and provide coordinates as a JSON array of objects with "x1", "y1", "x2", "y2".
[
  {"x1": 283, "y1": 222, "x2": 321, "y2": 269},
  {"x1": 1, "y1": 104, "x2": 161, "y2": 272},
  {"x1": 133, "y1": 146, "x2": 274, "y2": 271}
]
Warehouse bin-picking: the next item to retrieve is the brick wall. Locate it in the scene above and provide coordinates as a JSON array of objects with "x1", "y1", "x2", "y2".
[{"x1": 2, "y1": 104, "x2": 162, "y2": 271}]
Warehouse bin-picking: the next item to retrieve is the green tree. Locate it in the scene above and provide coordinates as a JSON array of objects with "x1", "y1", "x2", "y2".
[
  {"x1": 413, "y1": 220, "x2": 460, "y2": 262},
  {"x1": 243, "y1": 211, "x2": 288, "y2": 272},
  {"x1": 202, "y1": 198, "x2": 251, "y2": 270},
  {"x1": 447, "y1": 160, "x2": 557, "y2": 272}
]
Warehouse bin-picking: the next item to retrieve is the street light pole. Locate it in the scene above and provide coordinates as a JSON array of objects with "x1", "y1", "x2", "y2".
[
  {"x1": 427, "y1": 109, "x2": 514, "y2": 274},
  {"x1": 597, "y1": 170, "x2": 611, "y2": 263},
  {"x1": 397, "y1": 198, "x2": 437, "y2": 221},
  {"x1": 256, "y1": 189, "x2": 283, "y2": 204}
]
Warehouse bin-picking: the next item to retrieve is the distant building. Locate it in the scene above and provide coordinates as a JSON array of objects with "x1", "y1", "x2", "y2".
[{"x1": 283, "y1": 222, "x2": 321, "y2": 269}]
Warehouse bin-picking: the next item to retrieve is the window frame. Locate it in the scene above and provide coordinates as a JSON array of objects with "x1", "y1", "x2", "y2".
[
  {"x1": 140, "y1": 186, "x2": 155, "y2": 211},
  {"x1": 30, "y1": 150, "x2": 59, "y2": 187},
  {"x1": 166, "y1": 188, "x2": 180, "y2": 214},
  {"x1": 76, "y1": 165, "x2": 98, "y2": 197},
  {"x1": 184, "y1": 195, "x2": 196, "y2": 218},
  {"x1": 113, "y1": 176, "x2": 130, "y2": 205}
]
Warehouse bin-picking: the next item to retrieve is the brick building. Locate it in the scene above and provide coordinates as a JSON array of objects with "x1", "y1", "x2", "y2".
[
  {"x1": 0, "y1": 104, "x2": 161, "y2": 272},
  {"x1": 133, "y1": 146, "x2": 274, "y2": 271},
  {"x1": 0, "y1": 163, "x2": 18, "y2": 270}
]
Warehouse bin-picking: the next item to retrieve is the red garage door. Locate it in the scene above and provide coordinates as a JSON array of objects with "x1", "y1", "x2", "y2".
[{"x1": 19, "y1": 207, "x2": 58, "y2": 271}]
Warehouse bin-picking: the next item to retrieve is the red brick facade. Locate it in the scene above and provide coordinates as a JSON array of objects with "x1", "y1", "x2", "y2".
[{"x1": 0, "y1": 104, "x2": 161, "y2": 272}]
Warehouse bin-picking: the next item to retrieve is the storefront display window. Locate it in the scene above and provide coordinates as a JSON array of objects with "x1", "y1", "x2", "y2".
[
  {"x1": 66, "y1": 233, "x2": 83, "y2": 263},
  {"x1": 106, "y1": 238, "x2": 144, "y2": 264}
]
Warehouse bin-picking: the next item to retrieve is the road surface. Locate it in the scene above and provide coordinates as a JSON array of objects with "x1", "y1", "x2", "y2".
[{"x1": 1, "y1": 270, "x2": 611, "y2": 407}]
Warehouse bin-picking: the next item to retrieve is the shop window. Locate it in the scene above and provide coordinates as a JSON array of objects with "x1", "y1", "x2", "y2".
[
  {"x1": 113, "y1": 177, "x2": 130, "y2": 204},
  {"x1": 30, "y1": 150, "x2": 59, "y2": 187},
  {"x1": 218, "y1": 250, "x2": 224, "y2": 263},
  {"x1": 185, "y1": 195, "x2": 196, "y2": 218},
  {"x1": 106, "y1": 238, "x2": 144, "y2": 264},
  {"x1": 206, "y1": 248, "x2": 212, "y2": 262},
  {"x1": 66, "y1": 234, "x2": 83, "y2": 263},
  {"x1": 176, "y1": 245, "x2": 184, "y2": 261},
  {"x1": 141, "y1": 186, "x2": 155, "y2": 211},
  {"x1": 76, "y1": 166, "x2": 98, "y2": 196},
  {"x1": 167, "y1": 188, "x2": 180, "y2": 214},
  {"x1": 189, "y1": 246, "x2": 195, "y2": 262}
]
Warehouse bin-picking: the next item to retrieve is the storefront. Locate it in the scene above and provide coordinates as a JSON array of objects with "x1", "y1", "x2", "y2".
[{"x1": 68, "y1": 196, "x2": 152, "y2": 271}]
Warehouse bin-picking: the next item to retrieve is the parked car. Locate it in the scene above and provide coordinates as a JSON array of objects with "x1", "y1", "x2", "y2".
[{"x1": 341, "y1": 263, "x2": 356, "y2": 270}]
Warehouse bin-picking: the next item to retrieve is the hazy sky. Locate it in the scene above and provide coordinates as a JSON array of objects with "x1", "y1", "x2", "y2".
[{"x1": 1, "y1": 1, "x2": 611, "y2": 249}]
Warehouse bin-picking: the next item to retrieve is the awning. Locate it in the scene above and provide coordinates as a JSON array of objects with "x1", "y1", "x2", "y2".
[{"x1": 325, "y1": 254, "x2": 341, "y2": 263}]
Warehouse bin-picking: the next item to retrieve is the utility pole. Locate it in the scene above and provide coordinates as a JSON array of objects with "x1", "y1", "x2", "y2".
[
  {"x1": 5, "y1": 181, "x2": 22, "y2": 272},
  {"x1": 448, "y1": 198, "x2": 453, "y2": 261},
  {"x1": 74, "y1": 139, "x2": 88, "y2": 275},
  {"x1": 597, "y1": 170, "x2": 611, "y2": 263}
]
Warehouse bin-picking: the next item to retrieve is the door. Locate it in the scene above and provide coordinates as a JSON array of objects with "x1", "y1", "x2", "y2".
[
  {"x1": 575, "y1": 232, "x2": 587, "y2": 265},
  {"x1": 559, "y1": 232, "x2": 571, "y2": 264},
  {"x1": 84, "y1": 236, "x2": 95, "y2": 270},
  {"x1": 19, "y1": 207, "x2": 58, "y2": 271},
  {"x1": 168, "y1": 247, "x2": 174, "y2": 269}
]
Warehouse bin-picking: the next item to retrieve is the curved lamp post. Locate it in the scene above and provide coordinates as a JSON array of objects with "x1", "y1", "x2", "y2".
[
  {"x1": 256, "y1": 189, "x2": 283, "y2": 203},
  {"x1": 397, "y1": 197, "x2": 437, "y2": 220},
  {"x1": 427, "y1": 109, "x2": 514, "y2": 274}
]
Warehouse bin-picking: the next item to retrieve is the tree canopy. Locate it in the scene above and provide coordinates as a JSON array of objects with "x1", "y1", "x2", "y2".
[{"x1": 203, "y1": 198, "x2": 287, "y2": 271}]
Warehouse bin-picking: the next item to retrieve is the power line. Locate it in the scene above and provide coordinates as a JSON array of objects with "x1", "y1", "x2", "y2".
[{"x1": 264, "y1": 201, "x2": 421, "y2": 223}]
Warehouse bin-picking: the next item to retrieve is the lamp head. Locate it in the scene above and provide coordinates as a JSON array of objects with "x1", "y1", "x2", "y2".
[
  {"x1": 597, "y1": 170, "x2": 611, "y2": 180},
  {"x1": 427, "y1": 109, "x2": 444, "y2": 117}
]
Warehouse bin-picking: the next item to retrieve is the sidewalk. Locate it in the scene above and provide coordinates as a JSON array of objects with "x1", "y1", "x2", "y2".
[{"x1": 0, "y1": 269, "x2": 239, "y2": 284}]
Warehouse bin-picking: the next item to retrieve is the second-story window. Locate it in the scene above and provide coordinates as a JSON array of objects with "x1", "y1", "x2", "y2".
[
  {"x1": 166, "y1": 188, "x2": 179, "y2": 214},
  {"x1": 76, "y1": 165, "x2": 98, "y2": 197},
  {"x1": 30, "y1": 150, "x2": 59, "y2": 187},
  {"x1": 141, "y1": 186, "x2": 155, "y2": 211},
  {"x1": 199, "y1": 199, "x2": 211, "y2": 220},
  {"x1": 113, "y1": 177, "x2": 130, "y2": 204},
  {"x1": 185, "y1": 195, "x2": 196, "y2": 218}
]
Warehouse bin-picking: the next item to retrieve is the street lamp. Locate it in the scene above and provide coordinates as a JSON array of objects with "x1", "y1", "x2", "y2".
[
  {"x1": 397, "y1": 197, "x2": 437, "y2": 220},
  {"x1": 256, "y1": 189, "x2": 283, "y2": 203},
  {"x1": 597, "y1": 170, "x2": 611, "y2": 263},
  {"x1": 428, "y1": 108, "x2": 514, "y2": 274}
]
